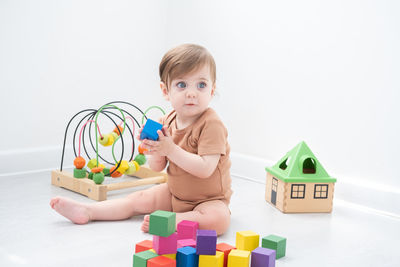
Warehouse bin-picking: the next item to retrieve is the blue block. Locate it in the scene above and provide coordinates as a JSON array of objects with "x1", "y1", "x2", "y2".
[
  {"x1": 140, "y1": 119, "x2": 163, "y2": 141},
  {"x1": 177, "y1": 246, "x2": 198, "y2": 267}
]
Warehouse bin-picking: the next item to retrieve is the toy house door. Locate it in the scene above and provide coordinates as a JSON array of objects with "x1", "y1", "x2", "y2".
[{"x1": 271, "y1": 178, "x2": 278, "y2": 205}]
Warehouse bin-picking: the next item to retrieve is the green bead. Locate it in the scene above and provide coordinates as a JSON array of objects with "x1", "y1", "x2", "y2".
[
  {"x1": 134, "y1": 154, "x2": 147, "y2": 165},
  {"x1": 102, "y1": 168, "x2": 110, "y2": 176},
  {"x1": 88, "y1": 172, "x2": 94, "y2": 180},
  {"x1": 93, "y1": 172, "x2": 105, "y2": 184},
  {"x1": 73, "y1": 168, "x2": 87, "y2": 178}
]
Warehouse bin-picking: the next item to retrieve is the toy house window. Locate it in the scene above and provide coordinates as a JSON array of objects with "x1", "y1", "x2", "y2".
[
  {"x1": 314, "y1": 184, "x2": 328, "y2": 199},
  {"x1": 291, "y1": 184, "x2": 305, "y2": 199},
  {"x1": 303, "y1": 158, "x2": 316, "y2": 174}
]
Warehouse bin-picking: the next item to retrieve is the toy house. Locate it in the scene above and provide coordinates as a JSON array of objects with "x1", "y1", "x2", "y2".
[{"x1": 265, "y1": 141, "x2": 337, "y2": 213}]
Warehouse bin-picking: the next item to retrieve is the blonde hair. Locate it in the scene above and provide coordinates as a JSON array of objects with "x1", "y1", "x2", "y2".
[{"x1": 159, "y1": 44, "x2": 216, "y2": 90}]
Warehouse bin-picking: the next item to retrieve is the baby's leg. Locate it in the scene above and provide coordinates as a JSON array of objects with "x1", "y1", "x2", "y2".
[
  {"x1": 177, "y1": 200, "x2": 230, "y2": 236},
  {"x1": 50, "y1": 183, "x2": 172, "y2": 224}
]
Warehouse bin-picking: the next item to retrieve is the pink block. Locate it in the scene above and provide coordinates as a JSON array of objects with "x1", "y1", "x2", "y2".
[
  {"x1": 153, "y1": 232, "x2": 177, "y2": 255},
  {"x1": 177, "y1": 220, "x2": 199, "y2": 240},
  {"x1": 177, "y1": 239, "x2": 197, "y2": 248}
]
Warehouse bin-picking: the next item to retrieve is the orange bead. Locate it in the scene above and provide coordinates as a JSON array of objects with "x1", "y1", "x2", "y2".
[
  {"x1": 91, "y1": 167, "x2": 104, "y2": 173},
  {"x1": 113, "y1": 125, "x2": 124, "y2": 136},
  {"x1": 110, "y1": 166, "x2": 123, "y2": 178},
  {"x1": 138, "y1": 143, "x2": 148, "y2": 154},
  {"x1": 73, "y1": 157, "x2": 86, "y2": 169}
]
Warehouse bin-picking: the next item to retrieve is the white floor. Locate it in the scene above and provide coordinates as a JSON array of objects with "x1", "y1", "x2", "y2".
[{"x1": 0, "y1": 170, "x2": 399, "y2": 267}]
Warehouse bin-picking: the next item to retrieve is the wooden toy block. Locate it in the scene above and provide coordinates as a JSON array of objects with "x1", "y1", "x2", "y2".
[
  {"x1": 199, "y1": 251, "x2": 224, "y2": 267},
  {"x1": 216, "y1": 243, "x2": 236, "y2": 267},
  {"x1": 140, "y1": 119, "x2": 163, "y2": 140},
  {"x1": 153, "y1": 232, "x2": 178, "y2": 255},
  {"x1": 196, "y1": 230, "x2": 217, "y2": 255},
  {"x1": 177, "y1": 220, "x2": 199, "y2": 240},
  {"x1": 135, "y1": 240, "x2": 153, "y2": 253},
  {"x1": 147, "y1": 255, "x2": 176, "y2": 267},
  {"x1": 261, "y1": 235, "x2": 286, "y2": 259},
  {"x1": 177, "y1": 239, "x2": 196, "y2": 248},
  {"x1": 51, "y1": 166, "x2": 167, "y2": 201},
  {"x1": 227, "y1": 249, "x2": 250, "y2": 267},
  {"x1": 236, "y1": 231, "x2": 259, "y2": 251},
  {"x1": 133, "y1": 250, "x2": 158, "y2": 267},
  {"x1": 265, "y1": 141, "x2": 336, "y2": 213},
  {"x1": 162, "y1": 253, "x2": 176, "y2": 260},
  {"x1": 149, "y1": 210, "x2": 176, "y2": 237},
  {"x1": 177, "y1": 246, "x2": 198, "y2": 267},
  {"x1": 251, "y1": 247, "x2": 276, "y2": 267}
]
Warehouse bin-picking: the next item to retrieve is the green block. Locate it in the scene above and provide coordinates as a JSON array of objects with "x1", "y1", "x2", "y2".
[
  {"x1": 133, "y1": 250, "x2": 158, "y2": 267},
  {"x1": 149, "y1": 210, "x2": 176, "y2": 237},
  {"x1": 262, "y1": 234, "x2": 286, "y2": 259},
  {"x1": 134, "y1": 154, "x2": 147, "y2": 165}
]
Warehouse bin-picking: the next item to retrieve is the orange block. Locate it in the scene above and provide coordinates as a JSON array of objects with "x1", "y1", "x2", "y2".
[
  {"x1": 217, "y1": 242, "x2": 236, "y2": 267},
  {"x1": 147, "y1": 256, "x2": 176, "y2": 267},
  {"x1": 135, "y1": 240, "x2": 153, "y2": 253}
]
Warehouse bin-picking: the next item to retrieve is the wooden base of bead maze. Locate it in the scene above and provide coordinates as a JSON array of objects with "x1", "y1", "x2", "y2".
[{"x1": 51, "y1": 166, "x2": 167, "y2": 201}]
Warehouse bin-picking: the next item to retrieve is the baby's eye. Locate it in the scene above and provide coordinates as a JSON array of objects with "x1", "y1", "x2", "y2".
[
  {"x1": 176, "y1": 82, "x2": 186, "y2": 89},
  {"x1": 197, "y1": 82, "x2": 207, "y2": 89}
]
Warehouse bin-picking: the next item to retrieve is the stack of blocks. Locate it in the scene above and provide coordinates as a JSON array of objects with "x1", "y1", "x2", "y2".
[{"x1": 132, "y1": 210, "x2": 287, "y2": 267}]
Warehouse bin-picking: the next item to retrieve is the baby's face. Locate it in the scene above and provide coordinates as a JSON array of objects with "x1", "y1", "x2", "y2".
[{"x1": 164, "y1": 65, "x2": 215, "y2": 123}]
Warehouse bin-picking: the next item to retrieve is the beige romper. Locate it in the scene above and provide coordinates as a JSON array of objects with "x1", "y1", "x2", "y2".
[{"x1": 161, "y1": 108, "x2": 233, "y2": 212}]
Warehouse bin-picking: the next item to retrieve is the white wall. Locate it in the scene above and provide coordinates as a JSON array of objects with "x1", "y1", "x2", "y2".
[
  {"x1": 1, "y1": 0, "x2": 400, "y2": 189},
  {"x1": 166, "y1": 0, "x2": 400, "y2": 187}
]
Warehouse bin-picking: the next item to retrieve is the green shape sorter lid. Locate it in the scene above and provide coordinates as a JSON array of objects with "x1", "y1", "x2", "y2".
[{"x1": 265, "y1": 141, "x2": 336, "y2": 183}]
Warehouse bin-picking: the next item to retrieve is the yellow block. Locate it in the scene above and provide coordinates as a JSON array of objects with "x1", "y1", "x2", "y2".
[
  {"x1": 236, "y1": 231, "x2": 259, "y2": 251},
  {"x1": 162, "y1": 253, "x2": 176, "y2": 260},
  {"x1": 227, "y1": 249, "x2": 250, "y2": 267},
  {"x1": 199, "y1": 251, "x2": 224, "y2": 267}
]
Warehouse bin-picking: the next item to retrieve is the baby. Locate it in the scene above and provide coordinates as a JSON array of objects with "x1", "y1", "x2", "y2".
[{"x1": 50, "y1": 44, "x2": 232, "y2": 235}]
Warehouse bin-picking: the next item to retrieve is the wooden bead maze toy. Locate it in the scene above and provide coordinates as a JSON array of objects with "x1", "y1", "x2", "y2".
[{"x1": 51, "y1": 101, "x2": 168, "y2": 201}]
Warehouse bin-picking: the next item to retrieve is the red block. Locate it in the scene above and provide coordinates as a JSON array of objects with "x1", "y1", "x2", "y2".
[
  {"x1": 135, "y1": 240, "x2": 153, "y2": 253},
  {"x1": 217, "y1": 242, "x2": 236, "y2": 267},
  {"x1": 147, "y1": 256, "x2": 176, "y2": 267}
]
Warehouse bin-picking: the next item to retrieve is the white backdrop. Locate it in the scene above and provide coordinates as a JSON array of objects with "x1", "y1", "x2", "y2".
[{"x1": 1, "y1": 0, "x2": 399, "y2": 189}]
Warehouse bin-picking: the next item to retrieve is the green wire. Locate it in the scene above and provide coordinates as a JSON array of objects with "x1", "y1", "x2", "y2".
[
  {"x1": 94, "y1": 104, "x2": 126, "y2": 165},
  {"x1": 141, "y1": 105, "x2": 166, "y2": 125}
]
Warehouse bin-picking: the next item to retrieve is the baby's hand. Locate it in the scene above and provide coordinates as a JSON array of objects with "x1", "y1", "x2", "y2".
[{"x1": 141, "y1": 126, "x2": 174, "y2": 157}]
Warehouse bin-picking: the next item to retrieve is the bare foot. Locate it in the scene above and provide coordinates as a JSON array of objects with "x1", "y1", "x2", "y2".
[
  {"x1": 141, "y1": 215, "x2": 150, "y2": 232},
  {"x1": 50, "y1": 196, "x2": 90, "y2": 225}
]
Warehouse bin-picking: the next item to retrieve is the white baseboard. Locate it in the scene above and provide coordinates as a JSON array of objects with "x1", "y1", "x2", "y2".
[{"x1": 1, "y1": 148, "x2": 399, "y2": 217}]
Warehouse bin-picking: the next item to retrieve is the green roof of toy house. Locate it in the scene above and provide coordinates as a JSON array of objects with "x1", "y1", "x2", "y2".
[{"x1": 265, "y1": 141, "x2": 336, "y2": 183}]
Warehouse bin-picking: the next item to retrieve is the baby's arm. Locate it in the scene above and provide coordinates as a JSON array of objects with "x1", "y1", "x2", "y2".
[
  {"x1": 142, "y1": 129, "x2": 220, "y2": 178},
  {"x1": 148, "y1": 155, "x2": 167, "y2": 172}
]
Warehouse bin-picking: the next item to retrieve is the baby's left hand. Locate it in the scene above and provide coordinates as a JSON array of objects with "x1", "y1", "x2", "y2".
[{"x1": 141, "y1": 127, "x2": 175, "y2": 157}]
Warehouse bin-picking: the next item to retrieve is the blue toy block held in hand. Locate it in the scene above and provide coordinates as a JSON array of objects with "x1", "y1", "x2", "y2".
[{"x1": 140, "y1": 119, "x2": 163, "y2": 140}]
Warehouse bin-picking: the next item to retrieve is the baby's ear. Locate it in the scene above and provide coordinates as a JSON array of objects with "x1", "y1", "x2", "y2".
[{"x1": 160, "y1": 82, "x2": 169, "y2": 100}]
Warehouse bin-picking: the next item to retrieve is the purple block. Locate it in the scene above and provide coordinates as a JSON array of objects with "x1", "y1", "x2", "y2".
[
  {"x1": 196, "y1": 230, "x2": 217, "y2": 255},
  {"x1": 177, "y1": 220, "x2": 199, "y2": 240},
  {"x1": 153, "y1": 232, "x2": 178, "y2": 255},
  {"x1": 251, "y1": 247, "x2": 276, "y2": 267}
]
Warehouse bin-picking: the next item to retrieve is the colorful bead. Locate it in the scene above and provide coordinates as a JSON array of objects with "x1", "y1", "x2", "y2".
[
  {"x1": 134, "y1": 154, "x2": 147, "y2": 165},
  {"x1": 110, "y1": 166, "x2": 123, "y2": 178},
  {"x1": 113, "y1": 125, "x2": 124, "y2": 136},
  {"x1": 73, "y1": 168, "x2": 87, "y2": 178},
  {"x1": 102, "y1": 168, "x2": 110, "y2": 176},
  {"x1": 87, "y1": 158, "x2": 98, "y2": 169},
  {"x1": 138, "y1": 143, "x2": 148, "y2": 154},
  {"x1": 105, "y1": 133, "x2": 115, "y2": 146},
  {"x1": 93, "y1": 172, "x2": 105, "y2": 184},
  {"x1": 91, "y1": 167, "x2": 104, "y2": 173},
  {"x1": 73, "y1": 156, "x2": 86, "y2": 169},
  {"x1": 99, "y1": 134, "x2": 109, "y2": 146},
  {"x1": 115, "y1": 160, "x2": 129, "y2": 174}
]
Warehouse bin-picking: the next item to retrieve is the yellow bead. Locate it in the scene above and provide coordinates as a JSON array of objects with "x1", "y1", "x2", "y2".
[
  {"x1": 105, "y1": 133, "x2": 114, "y2": 146},
  {"x1": 87, "y1": 158, "x2": 98, "y2": 169},
  {"x1": 98, "y1": 134, "x2": 109, "y2": 146},
  {"x1": 115, "y1": 160, "x2": 129, "y2": 174},
  {"x1": 110, "y1": 132, "x2": 119, "y2": 142},
  {"x1": 99, "y1": 164, "x2": 106, "y2": 169}
]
